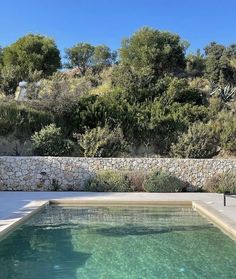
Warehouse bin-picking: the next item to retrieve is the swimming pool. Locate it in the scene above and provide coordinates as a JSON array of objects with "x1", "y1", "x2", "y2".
[{"x1": 0, "y1": 205, "x2": 235, "y2": 278}]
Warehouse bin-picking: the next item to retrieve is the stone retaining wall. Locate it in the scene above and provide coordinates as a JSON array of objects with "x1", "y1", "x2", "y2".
[{"x1": 0, "y1": 157, "x2": 235, "y2": 191}]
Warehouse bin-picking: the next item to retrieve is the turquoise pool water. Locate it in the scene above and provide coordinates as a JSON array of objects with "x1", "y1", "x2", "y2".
[{"x1": 0, "y1": 206, "x2": 235, "y2": 279}]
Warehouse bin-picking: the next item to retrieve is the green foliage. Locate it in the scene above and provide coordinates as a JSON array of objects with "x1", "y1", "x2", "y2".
[
  {"x1": 65, "y1": 43, "x2": 115, "y2": 75},
  {"x1": 85, "y1": 170, "x2": 186, "y2": 192},
  {"x1": 0, "y1": 101, "x2": 53, "y2": 138},
  {"x1": 143, "y1": 171, "x2": 186, "y2": 192},
  {"x1": 204, "y1": 172, "x2": 236, "y2": 193},
  {"x1": 31, "y1": 76, "x2": 91, "y2": 114},
  {"x1": 2, "y1": 34, "x2": 61, "y2": 82},
  {"x1": 0, "y1": 28, "x2": 236, "y2": 158},
  {"x1": 65, "y1": 43, "x2": 95, "y2": 75},
  {"x1": 74, "y1": 125, "x2": 128, "y2": 157},
  {"x1": 31, "y1": 124, "x2": 73, "y2": 156},
  {"x1": 84, "y1": 171, "x2": 133, "y2": 192},
  {"x1": 0, "y1": 46, "x2": 3, "y2": 65},
  {"x1": 0, "y1": 65, "x2": 21, "y2": 95},
  {"x1": 186, "y1": 50, "x2": 205, "y2": 77},
  {"x1": 220, "y1": 124, "x2": 236, "y2": 155},
  {"x1": 170, "y1": 103, "x2": 211, "y2": 126},
  {"x1": 112, "y1": 27, "x2": 187, "y2": 100},
  {"x1": 166, "y1": 78, "x2": 205, "y2": 105},
  {"x1": 120, "y1": 27, "x2": 186, "y2": 80},
  {"x1": 205, "y1": 42, "x2": 236, "y2": 86},
  {"x1": 171, "y1": 122, "x2": 219, "y2": 158},
  {"x1": 216, "y1": 112, "x2": 236, "y2": 155},
  {"x1": 0, "y1": 118, "x2": 13, "y2": 136},
  {"x1": 92, "y1": 45, "x2": 117, "y2": 70}
]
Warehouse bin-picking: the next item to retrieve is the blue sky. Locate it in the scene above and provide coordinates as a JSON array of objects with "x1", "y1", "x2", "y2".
[{"x1": 1, "y1": 0, "x2": 236, "y2": 57}]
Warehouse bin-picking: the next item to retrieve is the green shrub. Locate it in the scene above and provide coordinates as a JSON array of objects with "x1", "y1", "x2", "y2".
[
  {"x1": 0, "y1": 118, "x2": 13, "y2": 136},
  {"x1": 204, "y1": 172, "x2": 236, "y2": 193},
  {"x1": 0, "y1": 101, "x2": 53, "y2": 138},
  {"x1": 31, "y1": 124, "x2": 73, "y2": 156},
  {"x1": 85, "y1": 170, "x2": 187, "y2": 192},
  {"x1": 143, "y1": 171, "x2": 186, "y2": 192},
  {"x1": 84, "y1": 171, "x2": 133, "y2": 192},
  {"x1": 75, "y1": 125, "x2": 128, "y2": 157},
  {"x1": 166, "y1": 78, "x2": 205, "y2": 105},
  {"x1": 0, "y1": 65, "x2": 21, "y2": 95},
  {"x1": 171, "y1": 122, "x2": 219, "y2": 158},
  {"x1": 219, "y1": 120, "x2": 236, "y2": 155}
]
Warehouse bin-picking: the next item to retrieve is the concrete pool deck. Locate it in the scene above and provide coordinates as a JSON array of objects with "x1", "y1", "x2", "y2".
[{"x1": 0, "y1": 192, "x2": 236, "y2": 240}]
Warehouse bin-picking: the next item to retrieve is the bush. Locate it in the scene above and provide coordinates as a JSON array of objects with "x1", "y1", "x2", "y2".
[
  {"x1": 143, "y1": 171, "x2": 186, "y2": 192},
  {"x1": 84, "y1": 171, "x2": 133, "y2": 192},
  {"x1": 171, "y1": 122, "x2": 219, "y2": 158},
  {"x1": 204, "y1": 172, "x2": 236, "y2": 193},
  {"x1": 0, "y1": 65, "x2": 21, "y2": 95},
  {"x1": 75, "y1": 125, "x2": 128, "y2": 157},
  {"x1": 219, "y1": 120, "x2": 236, "y2": 155},
  {"x1": 85, "y1": 170, "x2": 187, "y2": 192},
  {"x1": 32, "y1": 76, "x2": 91, "y2": 114},
  {"x1": 0, "y1": 101, "x2": 53, "y2": 138},
  {"x1": 31, "y1": 124, "x2": 73, "y2": 156},
  {"x1": 0, "y1": 118, "x2": 13, "y2": 136},
  {"x1": 166, "y1": 78, "x2": 205, "y2": 105},
  {"x1": 126, "y1": 171, "x2": 147, "y2": 192}
]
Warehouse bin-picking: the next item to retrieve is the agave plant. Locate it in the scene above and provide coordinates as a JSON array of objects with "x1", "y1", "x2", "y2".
[{"x1": 210, "y1": 85, "x2": 236, "y2": 102}]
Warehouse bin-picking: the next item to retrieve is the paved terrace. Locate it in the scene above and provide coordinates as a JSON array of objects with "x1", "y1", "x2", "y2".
[{"x1": 0, "y1": 192, "x2": 236, "y2": 240}]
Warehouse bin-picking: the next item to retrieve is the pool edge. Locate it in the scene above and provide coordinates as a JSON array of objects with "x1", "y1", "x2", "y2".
[
  {"x1": 193, "y1": 201, "x2": 236, "y2": 241},
  {"x1": 0, "y1": 200, "x2": 49, "y2": 240}
]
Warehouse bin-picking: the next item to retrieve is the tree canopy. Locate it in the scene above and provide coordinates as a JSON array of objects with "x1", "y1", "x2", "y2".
[
  {"x1": 119, "y1": 27, "x2": 186, "y2": 79},
  {"x1": 205, "y1": 42, "x2": 236, "y2": 86},
  {"x1": 2, "y1": 34, "x2": 61, "y2": 80},
  {"x1": 65, "y1": 43, "x2": 116, "y2": 75}
]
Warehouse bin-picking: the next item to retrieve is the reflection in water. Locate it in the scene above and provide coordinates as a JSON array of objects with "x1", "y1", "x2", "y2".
[
  {"x1": 93, "y1": 223, "x2": 213, "y2": 237},
  {"x1": 0, "y1": 225, "x2": 91, "y2": 279}
]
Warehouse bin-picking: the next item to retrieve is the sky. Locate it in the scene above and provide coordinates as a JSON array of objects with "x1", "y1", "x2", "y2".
[{"x1": 1, "y1": 0, "x2": 236, "y2": 58}]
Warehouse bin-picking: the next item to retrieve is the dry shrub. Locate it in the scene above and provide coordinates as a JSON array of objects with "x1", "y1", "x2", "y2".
[
  {"x1": 204, "y1": 172, "x2": 236, "y2": 193},
  {"x1": 127, "y1": 171, "x2": 147, "y2": 192}
]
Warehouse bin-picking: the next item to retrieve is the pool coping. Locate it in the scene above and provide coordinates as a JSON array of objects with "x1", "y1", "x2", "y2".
[
  {"x1": 0, "y1": 200, "x2": 49, "y2": 239},
  {"x1": 0, "y1": 197, "x2": 236, "y2": 241}
]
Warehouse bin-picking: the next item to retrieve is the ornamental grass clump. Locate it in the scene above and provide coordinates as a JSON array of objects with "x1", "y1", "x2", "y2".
[{"x1": 143, "y1": 171, "x2": 186, "y2": 192}]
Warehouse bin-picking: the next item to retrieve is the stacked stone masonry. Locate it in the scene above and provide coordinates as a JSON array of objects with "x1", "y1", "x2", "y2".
[{"x1": 0, "y1": 157, "x2": 235, "y2": 191}]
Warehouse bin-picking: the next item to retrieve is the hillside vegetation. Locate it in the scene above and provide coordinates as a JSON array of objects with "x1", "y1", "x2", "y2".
[{"x1": 0, "y1": 27, "x2": 235, "y2": 157}]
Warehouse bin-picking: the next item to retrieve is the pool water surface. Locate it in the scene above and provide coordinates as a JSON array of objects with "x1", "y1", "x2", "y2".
[{"x1": 0, "y1": 206, "x2": 235, "y2": 279}]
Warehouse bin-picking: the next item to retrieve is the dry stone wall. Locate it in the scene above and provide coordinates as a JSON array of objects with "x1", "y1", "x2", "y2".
[{"x1": 0, "y1": 157, "x2": 235, "y2": 191}]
